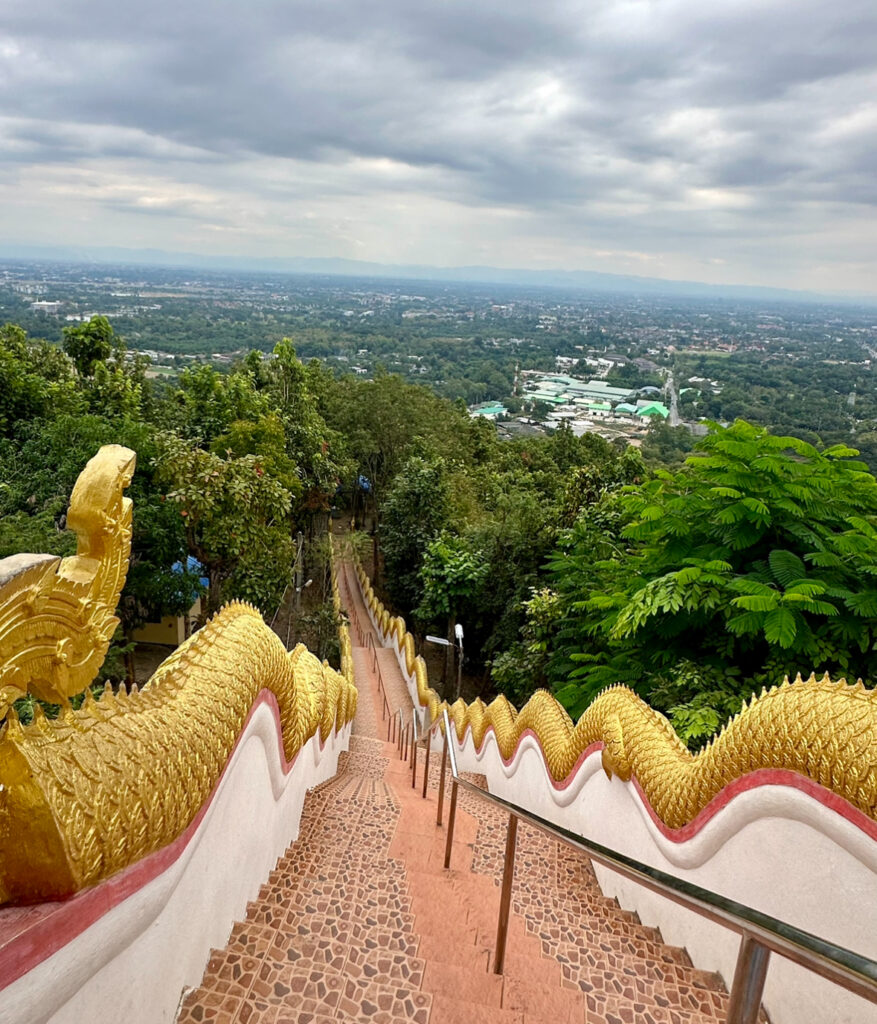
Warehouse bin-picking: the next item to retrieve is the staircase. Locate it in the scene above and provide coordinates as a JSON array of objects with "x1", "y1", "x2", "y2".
[{"x1": 176, "y1": 565, "x2": 737, "y2": 1024}]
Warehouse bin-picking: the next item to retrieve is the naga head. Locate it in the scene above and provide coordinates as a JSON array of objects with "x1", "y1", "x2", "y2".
[{"x1": 0, "y1": 445, "x2": 136, "y2": 712}]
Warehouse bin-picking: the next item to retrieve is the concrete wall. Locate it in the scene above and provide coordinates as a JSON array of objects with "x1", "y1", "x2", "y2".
[
  {"x1": 0, "y1": 696, "x2": 350, "y2": 1024},
  {"x1": 358, "y1": 572, "x2": 877, "y2": 1024}
]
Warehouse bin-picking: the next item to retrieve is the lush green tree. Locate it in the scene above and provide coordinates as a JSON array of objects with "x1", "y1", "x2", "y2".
[
  {"x1": 261, "y1": 341, "x2": 348, "y2": 509},
  {"x1": 380, "y1": 456, "x2": 451, "y2": 616},
  {"x1": 641, "y1": 420, "x2": 694, "y2": 468},
  {"x1": 416, "y1": 533, "x2": 489, "y2": 690},
  {"x1": 320, "y1": 373, "x2": 472, "y2": 567},
  {"x1": 211, "y1": 413, "x2": 303, "y2": 499},
  {"x1": 166, "y1": 363, "x2": 271, "y2": 443},
  {"x1": 547, "y1": 421, "x2": 877, "y2": 724},
  {"x1": 153, "y1": 433, "x2": 293, "y2": 615},
  {"x1": 62, "y1": 315, "x2": 115, "y2": 376},
  {"x1": 0, "y1": 324, "x2": 80, "y2": 436}
]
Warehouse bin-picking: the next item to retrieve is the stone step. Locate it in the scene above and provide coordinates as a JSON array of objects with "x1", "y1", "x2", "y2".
[
  {"x1": 421, "y1": 960, "x2": 505, "y2": 1008},
  {"x1": 533, "y1": 919, "x2": 694, "y2": 968},
  {"x1": 560, "y1": 957, "x2": 726, "y2": 1017},
  {"x1": 416, "y1": 932, "x2": 492, "y2": 970},
  {"x1": 501, "y1": 974, "x2": 586, "y2": 1022},
  {"x1": 250, "y1": 963, "x2": 432, "y2": 1022},
  {"x1": 429, "y1": 994, "x2": 525, "y2": 1024}
]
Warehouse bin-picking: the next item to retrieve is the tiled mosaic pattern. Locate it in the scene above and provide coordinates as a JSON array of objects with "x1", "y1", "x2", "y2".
[{"x1": 178, "y1": 742, "x2": 430, "y2": 1024}]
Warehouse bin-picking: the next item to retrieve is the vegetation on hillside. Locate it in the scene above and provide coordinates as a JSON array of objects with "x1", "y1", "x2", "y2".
[{"x1": 5, "y1": 316, "x2": 877, "y2": 745}]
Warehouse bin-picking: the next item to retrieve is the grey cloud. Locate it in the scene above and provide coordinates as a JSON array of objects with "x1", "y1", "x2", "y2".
[{"x1": 0, "y1": 0, "x2": 875, "y2": 289}]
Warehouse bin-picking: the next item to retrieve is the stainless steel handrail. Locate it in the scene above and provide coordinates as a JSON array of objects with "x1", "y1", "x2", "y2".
[{"x1": 420, "y1": 708, "x2": 877, "y2": 1021}]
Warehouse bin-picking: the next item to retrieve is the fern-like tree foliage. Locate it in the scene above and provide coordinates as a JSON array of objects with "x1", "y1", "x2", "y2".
[{"x1": 547, "y1": 420, "x2": 877, "y2": 727}]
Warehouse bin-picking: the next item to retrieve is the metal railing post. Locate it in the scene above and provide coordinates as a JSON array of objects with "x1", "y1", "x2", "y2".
[
  {"x1": 444, "y1": 779, "x2": 458, "y2": 869},
  {"x1": 727, "y1": 936, "x2": 771, "y2": 1024},
  {"x1": 411, "y1": 718, "x2": 418, "y2": 789},
  {"x1": 494, "y1": 813, "x2": 519, "y2": 975},
  {"x1": 422, "y1": 725, "x2": 431, "y2": 799},
  {"x1": 436, "y1": 727, "x2": 448, "y2": 825}
]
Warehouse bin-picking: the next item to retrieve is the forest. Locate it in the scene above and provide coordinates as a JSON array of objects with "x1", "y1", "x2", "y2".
[{"x1": 5, "y1": 315, "x2": 877, "y2": 747}]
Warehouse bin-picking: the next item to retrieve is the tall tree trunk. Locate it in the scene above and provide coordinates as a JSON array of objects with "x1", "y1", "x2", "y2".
[{"x1": 206, "y1": 566, "x2": 222, "y2": 620}]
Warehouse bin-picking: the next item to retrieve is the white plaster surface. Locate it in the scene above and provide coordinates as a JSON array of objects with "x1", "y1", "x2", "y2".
[
  {"x1": 359, "y1": 579, "x2": 877, "y2": 1024},
  {"x1": 1, "y1": 705, "x2": 350, "y2": 1024}
]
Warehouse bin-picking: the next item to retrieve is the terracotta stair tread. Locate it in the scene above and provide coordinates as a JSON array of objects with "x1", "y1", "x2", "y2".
[
  {"x1": 429, "y1": 993, "x2": 525, "y2": 1023},
  {"x1": 580, "y1": 991, "x2": 729, "y2": 1024},
  {"x1": 417, "y1": 941, "x2": 492, "y2": 971},
  {"x1": 255, "y1": 964, "x2": 431, "y2": 1021},
  {"x1": 501, "y1": 974, "x2": 586, "y2": 1022},
  {"x1": 422, "y1": 960, "x2": 505, "y2": 1007},
  {"x1": 548, "y1": 937, "x2": 713, "y2": 987}
]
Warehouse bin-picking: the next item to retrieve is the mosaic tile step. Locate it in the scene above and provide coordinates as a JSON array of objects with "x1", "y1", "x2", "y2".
[
  {"x1": 283, "y1": 886, "x2": 412, "y2": 920},
  {"x1": 560, "y1": 958, "x2": 728, "y2": 1016},
  {"x1": 540, "y1": 929, "x2": 698, "y2": 972}
]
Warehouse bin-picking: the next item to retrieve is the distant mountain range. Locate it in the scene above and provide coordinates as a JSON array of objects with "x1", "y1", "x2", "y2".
[{"x1": 1, "y1": 243, "x2": 875, "y2": 306}]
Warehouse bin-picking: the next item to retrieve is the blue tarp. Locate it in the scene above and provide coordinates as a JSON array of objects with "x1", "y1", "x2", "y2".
[{"x1": 171, "y1": 556, "x2": 209, "y2": 603}]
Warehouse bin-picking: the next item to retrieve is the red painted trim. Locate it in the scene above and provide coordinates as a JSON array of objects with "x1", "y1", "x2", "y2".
[
  {"x1": 448, "y1": 719, "x2": 877, "y2": 843},
  {"x1": 632, "y1": 769, "x2": 877, "y2": 844},
  {"x1": 0, "y1": 691, "x2": 337, "y2": 993}
]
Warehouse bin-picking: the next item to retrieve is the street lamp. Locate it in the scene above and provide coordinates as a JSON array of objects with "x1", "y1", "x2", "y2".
[
  {"x1": 295, "y1": 578, "x2": 313, "y2": 612},
  {"x1": 425, "y1": 625, "x2": 464, "y2": 700}
]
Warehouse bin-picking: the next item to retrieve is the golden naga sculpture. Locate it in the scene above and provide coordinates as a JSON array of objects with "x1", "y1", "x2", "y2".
[
  {"x1": 0, "y1": 444, "x2": 136, "y2": 716},
  {"x1": 354, "y1": 561, "x2": 877, "y2": 829},
  {"x1": 0, "y1": 448, "x2": 356, "y2": 905}
]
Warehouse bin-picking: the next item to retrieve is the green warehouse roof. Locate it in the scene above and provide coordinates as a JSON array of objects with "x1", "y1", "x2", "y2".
[{"x1": 637, "y1": 402, "x2": 670, "y2": 418}]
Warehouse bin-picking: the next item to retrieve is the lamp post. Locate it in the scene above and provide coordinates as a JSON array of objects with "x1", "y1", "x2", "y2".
[{"x1": 425, "y1": 625, "x2": 464, "y2": 700}]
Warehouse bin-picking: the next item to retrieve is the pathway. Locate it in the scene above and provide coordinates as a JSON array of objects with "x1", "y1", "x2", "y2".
[{"x1": 176, "y1": 560, "x2": 735, "y2": 1024}]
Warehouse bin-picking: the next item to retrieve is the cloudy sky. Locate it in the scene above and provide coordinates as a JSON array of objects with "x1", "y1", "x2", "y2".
[{"x1": 1, "y1": 0, "x2": 875, "y2": 292}]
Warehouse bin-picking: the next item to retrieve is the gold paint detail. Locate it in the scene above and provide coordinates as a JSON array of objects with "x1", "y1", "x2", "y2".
[
  {"x1": 353, "y1": 559, "x2": 877, "y2": 828},
  {"x1": 0, "y1": 448, "x2": 357, "y2": 905}
]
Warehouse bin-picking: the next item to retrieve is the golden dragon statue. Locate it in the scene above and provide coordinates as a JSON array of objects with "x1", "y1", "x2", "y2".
[
  {"x1": 0, "y1": 446, "x2": 356, "y2": 905},
  {"x1": 354, "y1": 562, "x2": 877, "y2": 829}
]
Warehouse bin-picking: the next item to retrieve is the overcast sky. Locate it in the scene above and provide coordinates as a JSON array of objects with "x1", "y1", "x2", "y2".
[{"x1": 1, "y1": 0, "x2": 875, "y2": 292}]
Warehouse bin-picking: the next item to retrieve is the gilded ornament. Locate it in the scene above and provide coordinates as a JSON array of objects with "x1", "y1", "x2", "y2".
[{"x1": 0, "y1": 448, "x2": 357, "y2": 905}]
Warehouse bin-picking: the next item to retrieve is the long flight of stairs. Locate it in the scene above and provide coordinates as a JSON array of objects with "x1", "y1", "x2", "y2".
[{"x1": 176, "y1": 565, "x2": 739, "y2": 1023}]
